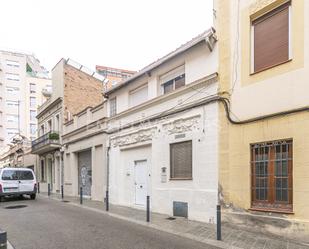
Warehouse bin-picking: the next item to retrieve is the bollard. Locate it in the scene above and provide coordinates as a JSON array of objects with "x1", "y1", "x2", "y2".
[
  {"x1": 61, "y1": 185, "x2": 64, "y2": 200},
  {"x1": 146, "y1": 195, "x2": 150, "y2": 222},
  {"x1": 47, "y1": 183, "x2": 50, "y2": 196},
  {"x1": 105, "y1": 190, "x2": 109, "y2": 211},
  {"x1": 0, "y1": 230, "x2": 7, "y2": 249},
  {"x1": 217, "y1": 205, "x2": 222, "y2": 241},
  {"x1": 80, "y1": 187, "x2": 83, "y2": 205},
  {"x1": 37, "y1": 182, "x2": 40, "y2": 194}
]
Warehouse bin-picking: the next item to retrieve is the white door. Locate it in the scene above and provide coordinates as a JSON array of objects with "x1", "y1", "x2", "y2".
[
  {"x1": 18, "y1": 170, "x2": 35, "y2": 192},
  {"x1": 134, "y1": 160, "x2": 147, "y2": 206}
]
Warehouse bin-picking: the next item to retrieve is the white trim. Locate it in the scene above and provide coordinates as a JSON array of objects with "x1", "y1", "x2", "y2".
[
  {"x1": 288, "y1": 5, "x2": 292, "y2": 59},
  {"x1": 250, "y1": 25, "x2": 255, "y2": 74}
]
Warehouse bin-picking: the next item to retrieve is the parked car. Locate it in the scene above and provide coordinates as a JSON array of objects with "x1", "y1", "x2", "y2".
[{"x1": 0, "y1": 168, "x2": 37, "y2": 201}]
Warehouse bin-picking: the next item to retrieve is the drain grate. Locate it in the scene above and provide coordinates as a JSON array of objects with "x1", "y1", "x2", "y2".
[
  {"x1": 166, "y1": 217, "x2": 176, "y2": 221},
  {"x1": 4, "y1": 205, "x2": 27, "y2": 209}
]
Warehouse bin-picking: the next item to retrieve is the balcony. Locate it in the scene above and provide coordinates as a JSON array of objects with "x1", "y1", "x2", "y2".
[{"x1": 31, "y1": 131, "x2": 61, "y2": 154}]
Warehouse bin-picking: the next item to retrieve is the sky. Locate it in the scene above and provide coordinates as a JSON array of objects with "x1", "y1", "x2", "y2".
[{"x1": 0, "y1": 0, "x2": 213, "y2": 72}]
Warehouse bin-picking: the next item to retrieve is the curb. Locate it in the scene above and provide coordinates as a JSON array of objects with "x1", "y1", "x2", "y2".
[{"x1": 41, "y1": 195, "x2": 240, "y2": 249}]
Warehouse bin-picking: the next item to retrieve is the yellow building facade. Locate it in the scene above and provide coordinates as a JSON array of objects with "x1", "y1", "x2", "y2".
[{"x1": 215, "y1": 0, "x2": 309, "y2": 241}]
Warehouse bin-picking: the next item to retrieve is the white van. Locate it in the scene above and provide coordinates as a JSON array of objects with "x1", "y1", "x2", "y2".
[{"x1": 0, "y1": 168, "x2": 37, "y2": 201}]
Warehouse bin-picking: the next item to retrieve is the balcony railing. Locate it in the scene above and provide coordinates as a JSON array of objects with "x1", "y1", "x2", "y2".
[{"x1": 31, "y1": 131, "x2": 60, "y2": 153}]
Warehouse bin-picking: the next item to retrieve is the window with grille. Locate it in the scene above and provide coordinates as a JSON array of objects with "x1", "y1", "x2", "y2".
[
  {"x1": 110, "y1": 97, "x2": 117, "y2": 117},
  {"x1": 251, "y1": 139, "x2": 293, "y2": 212},
  {"x1": 170, "y1": 141, "x2": 192, "y2": 180},
  {"x1": 251, "y1": 1, "x2": 291, "y2": 73}
]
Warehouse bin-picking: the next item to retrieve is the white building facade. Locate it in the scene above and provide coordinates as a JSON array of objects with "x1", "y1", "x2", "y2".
[
  {"x1": 0, "y1": 50, "x2": 51, "y2": 150},
  {"x1": 105, "y1": 29, "x2": 219, "y2": 222}
]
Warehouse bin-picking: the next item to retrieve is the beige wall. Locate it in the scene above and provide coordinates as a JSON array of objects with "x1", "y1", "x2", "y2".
[{"x1": 216, "y1": 0, "x2": 309, "y2": 231}]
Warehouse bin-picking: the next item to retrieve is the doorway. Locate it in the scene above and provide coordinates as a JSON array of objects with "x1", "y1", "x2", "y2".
[{"x1": 78, "y1": 150, "x2": 92, "y2": 197}]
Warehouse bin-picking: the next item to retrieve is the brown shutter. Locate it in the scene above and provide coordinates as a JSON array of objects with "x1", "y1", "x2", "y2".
[
  {"x1": 253, "y1": 2, "x2": 290, "y2": 72},
  {"x1": 170, "y1": 141, "x2": 192, "y2": 179}
]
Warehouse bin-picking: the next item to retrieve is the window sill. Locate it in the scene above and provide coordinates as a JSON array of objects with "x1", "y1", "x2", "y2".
[
  {"x1": 250, "y1": 59, "x2": 292, "y2": 76},
  {"x1": 249, "y1": 207, "x2": 294, "y2": 214},
  {"x1": 170, "y1": 178, "x2": 193, "y2": 181}
]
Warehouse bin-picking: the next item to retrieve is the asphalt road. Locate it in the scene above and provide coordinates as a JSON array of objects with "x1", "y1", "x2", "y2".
[{"x1": 0, "y1": 196, "x2": 219, "y2": 249}]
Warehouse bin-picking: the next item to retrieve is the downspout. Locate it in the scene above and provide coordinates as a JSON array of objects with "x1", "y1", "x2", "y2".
[{"x1": 105, "y1": 140, "x2": 111, "y2": 211}]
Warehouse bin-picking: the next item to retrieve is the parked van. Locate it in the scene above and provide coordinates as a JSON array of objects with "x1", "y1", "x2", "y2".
[{"x1": 0, "y1": 168, "x2": 37, "y2": 201}]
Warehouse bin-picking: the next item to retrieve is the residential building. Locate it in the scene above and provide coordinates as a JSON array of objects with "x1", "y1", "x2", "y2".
[
  {"x1": 0, "y1": 135, "x2": 37, "y2": 169},
  {"x1": 0, "y1": 50, "x2": 51, "y2": 150},
  {"x1": 96, "y1": 65, "x2": 136, "y2": 90},
  {"x1": 103, "y1": 29, "x2": 218, "y2": 223},
  {"x1": 215, "y1": 0, "x2": 309, "y2": 242},
  {"x1": 31, "y1": 58, "x2": 105, "y2": 193}
]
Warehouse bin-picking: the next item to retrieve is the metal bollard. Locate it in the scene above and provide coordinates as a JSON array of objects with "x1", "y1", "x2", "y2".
[
  {"x1": 61, "y1": 185, "x2": 64, "y2": 200},
  {"x1": 80, "y1": 187, "x2": 83, "y2": 205},
  {"x1": 47, "y1": 183, "x2": 50, "y2": 196},
  {"x1": 146, "y1": 196, "x2": 150, "y2": 222},
  {"x1": 105, "y1": 190, "x2": 109, "y2": 211},
  {"x1": 37, "y1": 182, "x2": 40, "y2": 194},
  {"x1": 0, "y1": 230, "x2": 7, "y2": 249},
  {"x1": 217, "y1": 205, "x2": 222, "y2": 241}
]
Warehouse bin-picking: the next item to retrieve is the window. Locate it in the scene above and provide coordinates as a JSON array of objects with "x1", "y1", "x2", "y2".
[
  {"x1": 7, "y1": 128, "x2": 18, "y2": 136},
  {"x1": 110, "y1": 97, "x2": 117, "y2": 117},
  {"x1": 30, "y1": 124, "x2": 37, "y2": 135},
  {"x1": 170, "y1": 141, "x2": 192, "y2": 180},
  {"x1": 6, "y1": 86, "x2": 19, "y2": 95},
  {"x1": 2, "y1": 170, "x2": 18, "y2": 180},
  {"x1": 6, "y1": 60, "x2": 20, "y2": 68},
  {"x1": 6, "y1": 100, "x2": 19, "y2": 107},
  {"x1": 30, "y1": 97, "x2": 36, "y2": 108},
  {"x1": 129, "y1": 84, "x2": 148, "y2": 107},
  {"x1": 7, "y1": 114, "x2": 19, "y2": 123},
  {"x1": 19, "y1": 171, "x2": 34, "y2": 180},
  {"x1": 160, "y1": 65, "x2": 185, "y2": 94},
  {"x1": 30, "y1": 83, "x2": 36, "y2": 94},
  {"x1": 5, "y1": 73, "x2": 20, "y2": 81},
  {"x1": 30, "y1": 110, "x2": 36, "y2": 121},
  {"x1": 251, "y1": 140, "x2": 293, "y2": 212},
  {"x1": 252, "y1": 1, "x2": 291, "y2": 73}
]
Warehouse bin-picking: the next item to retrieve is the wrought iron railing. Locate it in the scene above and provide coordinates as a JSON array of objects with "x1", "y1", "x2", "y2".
[{"x1": 31, "y1": 131, "x2": 60, "y2": 152}]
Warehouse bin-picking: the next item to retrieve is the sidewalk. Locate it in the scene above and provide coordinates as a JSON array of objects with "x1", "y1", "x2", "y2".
[{"x1": 40, "y1": 192, "x2": 309, "y2": 249}]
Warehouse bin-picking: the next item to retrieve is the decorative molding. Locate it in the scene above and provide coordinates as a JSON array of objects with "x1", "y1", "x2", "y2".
[
  {"x1": 162, "y1": 115, "x2": 200, "y2": 135},
  {"x1": 111, "y1": 127, "x2": 157, "y2": 147}
]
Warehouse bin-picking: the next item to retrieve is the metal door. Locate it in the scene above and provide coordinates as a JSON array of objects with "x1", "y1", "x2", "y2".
[
  {"x1": 78, "y1": 150, "x2": 92, "y2": 196},
  {"x1": 134, "y1": 160, "x2": 147, "y2": 206}
]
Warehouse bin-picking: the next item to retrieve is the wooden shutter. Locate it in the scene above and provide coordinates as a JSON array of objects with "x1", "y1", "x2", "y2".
[
  {"x1": 253, "y1": 2, "x2": 290, "y2": 73},
  {"x1": 170, "y1": 141, "x2": 192, "y2": 179}
]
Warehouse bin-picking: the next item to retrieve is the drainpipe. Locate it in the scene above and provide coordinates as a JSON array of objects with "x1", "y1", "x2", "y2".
[{"x1": 105, "y1": 140, "x2": 110, "y2": 211}]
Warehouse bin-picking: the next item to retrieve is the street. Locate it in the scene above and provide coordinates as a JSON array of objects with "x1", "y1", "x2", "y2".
[{"x1": 0, "y1": 196, "x2": 219, "y2": 249}]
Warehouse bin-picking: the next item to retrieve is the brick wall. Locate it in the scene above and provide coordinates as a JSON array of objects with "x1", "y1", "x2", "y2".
[{"x1": 63, "y1": 64, "x2": 103, "y2": 122}]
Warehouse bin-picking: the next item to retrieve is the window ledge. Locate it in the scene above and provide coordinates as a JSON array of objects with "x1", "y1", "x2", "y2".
[
  {"x1": 249, "y1": 207, "x2": 294, "y2": 214},
  {"x1": 250, "y1": 59, "x2": 292, "y2": 76},
  {"x1": 169, "y1": 178, "x2": 193, "y2": 181}
]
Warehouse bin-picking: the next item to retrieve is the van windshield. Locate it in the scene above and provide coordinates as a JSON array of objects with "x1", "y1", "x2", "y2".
[{"x1": 2, "y1": 170, "x2": 34, "y2": 181}]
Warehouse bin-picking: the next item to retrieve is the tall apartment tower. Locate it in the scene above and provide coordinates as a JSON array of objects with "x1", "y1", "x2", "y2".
[{"x1": 0, "y1": 50, "x2": 51, "y2": 150}]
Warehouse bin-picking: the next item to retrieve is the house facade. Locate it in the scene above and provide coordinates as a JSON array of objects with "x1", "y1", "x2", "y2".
[
  {"x1": 32, "y1": 59, "x2": 105, "y2": 193},
  {"x1": 104, "y1": 29, "x2": 219, "y2": 222},
  {"x1": 215, "y1": 0, "x2": 309, "y2": 241}
]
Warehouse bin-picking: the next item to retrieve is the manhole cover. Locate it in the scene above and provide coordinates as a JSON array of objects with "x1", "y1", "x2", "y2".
[
  {"x1": 166, "y1": 217, "x2": 176, "y2": 221},
  {"x1": 5, "y1": 205, "x2": 27, "y2": 209},
  {"x1": 62, "y1": 200, "x2": 70, "y2": 203}
]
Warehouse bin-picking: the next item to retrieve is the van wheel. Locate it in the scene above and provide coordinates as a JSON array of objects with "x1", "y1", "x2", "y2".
[{"x1": 30, "y1": 194, "x2": 36, "y2": 200}]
